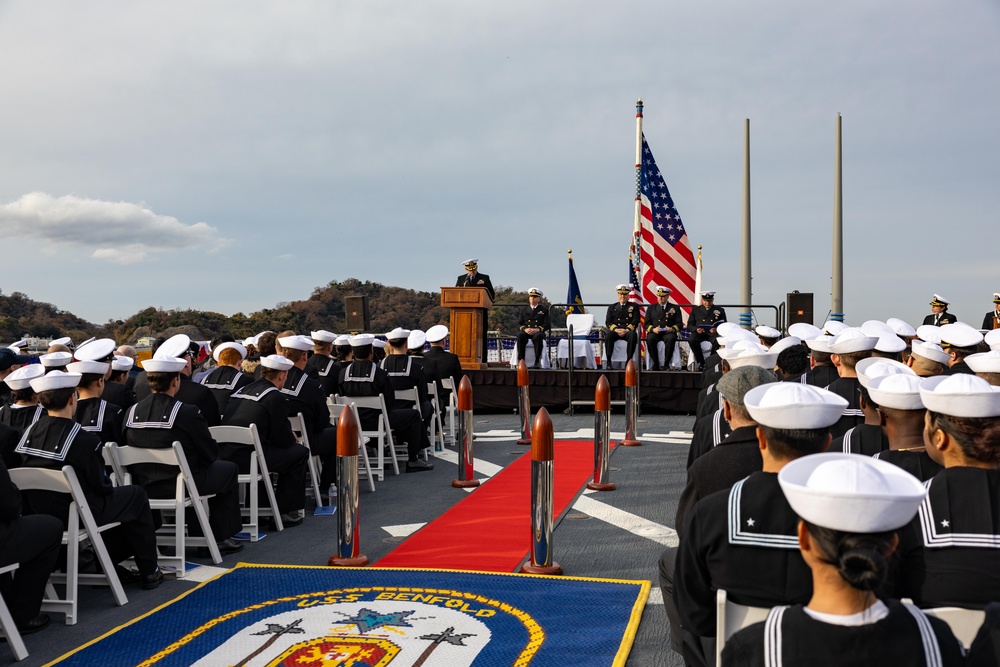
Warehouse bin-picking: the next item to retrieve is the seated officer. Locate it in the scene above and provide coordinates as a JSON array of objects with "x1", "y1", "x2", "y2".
[
  {"x1": 605, "y1": 284, "x2": 640, "y2": 369},
  {"x1": 687, "y1": 291, "x2": 727, "y2": 371},
  {"x1": 516, "y1": 288, "x2": 551, "y2": 369},
  {"x1": 645, "y1": 286, "x2": 683, "y2": 371}
]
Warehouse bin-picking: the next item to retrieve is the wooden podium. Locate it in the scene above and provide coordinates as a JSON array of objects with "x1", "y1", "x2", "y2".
[{"x1": 441, "y1": 286, "x2": 493, "y2": 370}]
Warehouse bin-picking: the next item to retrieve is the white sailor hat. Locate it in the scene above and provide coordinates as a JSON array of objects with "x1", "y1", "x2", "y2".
[
  {"x1": 875, "y1": 335, "x2": 907, "y2": 354},
  {"x1": 66, "y1": 360, "x2": 109, "y2": 375},
  {"x1": 779, "y1": 453, "x2": 925, "y2": 533},
  {"x1": 462, "y1": 258, "x2": 478, "y2": 269},
  {"x1": 615, "y1": 284, "x2": 629, "y2": 294},
  {"x1": 886, "y1": 318, "x2": 917, "y2": 338},
  {"x1": 528, "y1": 287, "x2": 543, "y2": 297},
  {"x1": 39, "y1": 351, "x2": 73, "y2": 368},
  {"x1": 349, "y1": 334, "x2": 375, "y2": 347},
  {"x1": 158, "y1": 334, "x2": 192, "y2": 358},
  {"x1": 242, "y1": 337, "x2": 257, "y2": 348},
  {"x1": 111, "y1": 355, "x2": 134, "y2": 372},
  {"x1": 744, "y1": 382, "x2": 848, "y2": 430},
  {"x1": 770, "y1": 336, "x2": 802, "y2": 356},
  {"x1": 855, "y1": 357, "x2": 914, "y2": 388},
  {"x1": 74, "y1": 338, "x2": 116, "y2": 362},
  {"x1": 938, "y1": 322, "x2": 984, "y2": 349},
  {"x1": 726, "y1": 349, "x2": 779, "y2": 370},
  {"x1": 967, "y1": 351, "x2": 1000, "y2": 374},
  {"x1": 986, "y1": 329, "x2": 1000, "y2": 351},
  {"x1": 755, "y1": 325, "x2": 781, "y2": 339},
  {"x1": 143, "y1": 356, "x2": 187, "y2": 373},
  {"x1": 212, "y1": 342, "x2": 247, "y2": 362},
  {"x1": 822, "y1": 320, "x2": 848, "y2": 336},
  {"x1": 919, "y1": 374, "x2": 1000, "y2": 418},
  {"x1": 700, "y1": 291, "x2": 716, "y2": 299},
  {"x1": 655, "y1": 286, "x2": 672, "y2": 297},
  {"x1": 278, "y1": 335, "x2": 314, "y2": 351},
  {"x1": 861, "y1": 320, "x2": 895, "y2": 337},
  {"x1": 4, "y1": 364, "x2": 45, "y2": 390},
  {"x1": 426, "y1": 325, "x2": 449, "y2": 343},
  {"x1": 910, "y1": 340, "x2": 951, "y2": 365},
  {"x1": 930, "y1": 294, "x2": 950, "y2": 307},
  {"x1": 829, "y1": 328, "x2": 878, "y2": 354},
  {"x1": 805, "y1": 335, "x2": 834, "y2": 353},
  {"x1": 408, "y1": 330, "x2": 426, "y2": 349},
  {"x1": 719, "y1": 325, "x2": 758, "y2": 344},
  {"x1": 916, "y1": 325, "x2": 943, "y2": 345},
  {"x1": 716, "y1": 365, "x2": 777, "y2": 405},
  {"x1": 260, "y1": 354, "x2": 294, "y2": 371},
  {"x1": 384, "y1": 328, "x2": 410, "y2": 341},
  {"x1": 867, "y1": 374, "x2": 925, "y2": 411},
  {"x1": 373, "y1": 339, "x2": 386, "y2": 349},
  {"x1": 788, "y1": 323, "x2": 822, "y2": 341},
  {"x1": 310, "y1": 330, "x2": 336, "y2": 344},
  {"x1": 7, "y1": 340, "x2": 28, "y2": 350},
  {"x1": 30, "y1": 370, "x2": 81, "y2": 392},
  {"x1": 334, "y1": 334, "x2": 351, "y2": 346},
  {"x1": 50, "y1": 336, "x2": 72, "y2": 347},
  {"x1": 717, "y1": 340, "x2": 767, "y2": 358},
  {"x1": 716, "y1": 322, "x2": 741, "y2": 338}
]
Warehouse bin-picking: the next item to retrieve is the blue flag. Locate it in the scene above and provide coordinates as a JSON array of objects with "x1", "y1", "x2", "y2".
[{"x1": 566, "y1": 255, "x2": 585, "y2": 315}]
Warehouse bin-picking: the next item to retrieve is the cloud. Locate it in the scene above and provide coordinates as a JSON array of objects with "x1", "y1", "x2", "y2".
[{"x1": 0, "y1": 192, "x2": 230, "y2": 263}]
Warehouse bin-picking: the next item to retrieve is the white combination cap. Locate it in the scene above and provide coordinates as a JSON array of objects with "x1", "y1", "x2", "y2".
[
  {"x1": 260, "y1": 354, "x2": 294, "y2": 371},
  {"x1": 384, "y1": 328, "x2": 410, "y2": 341},
  {"x1": 50, "y1": 336, "x2": 72, "y2": 347},
  {"x1": 822, "y1": 321, "x2": 848, "y2": 336},
  {"x1": 66, "y1": 360, "x2": 109, "y2": 375},
  {"x1": 143, "y1": 356, "x2": 187, "y2": 373},
  {"x1": 310, "y1": 330, "x2": 336, "y2": 343},
  {"x1": 463, "y1": 258, "x2": 478, "y2": 268},
  {"x1": 700, "y1": 291, "x2": 716, "y2": 298},
  {"x1": 7, "y1": 340, "x2": 28, "y2": 350},
  {"x1": 744, "y1": 382, "x2": 848, "y2": 430},
  {"x1": 856, "y1": 357, "x2": 915, "y2": 389},
  {"x1": 29, "y1": 370, "x2": 82, "y2": 392},
  {"x1": 755, "y1": 325, "x2": 781, "y2": 339},
  {"x1": 408, "y1": 330, "x2": 426, "y2": 349},
  {"x1": 886, "y1": 318, "x2": 917, "y2": 337},
  {"x1": 875, "y1": 335, "x2": 907, "y2": 354},
  {"x1": 939, "y1": 323, "x2": 984, "y2": 349},
  {"x1": 769, "y1": 336, "x2": 802, "y2": 356},
  {"x1": 4, "y1": 364, "x2": 45, "y2": 390},
  {"x1": 615, "y1": 284, "x2": 629, "y2": 293},
  {"x1": 829, "y1": 328, "x2": 878, "y2": 354},
  {"x1": 788, "y1": 323, "x2": 822, "y2": 341},
  {"x1": 39, "y1": 351, "x2": 73, "y2": 368},
  {"x1": 111, "y1": 355, "x2": 134, "y2": 372},
  {"x1": 334, "y1": 334, "x2": 351, "y2": 346},
  {"x1": 426, "y1": 325, "x2": 449, "y2": 343},
  {"x1": 778, "y1": 453, "x2": 926, "y2": 533},
  {"x1": 528, "y1": 287, "x2": 543, "y2": 297},
  {"x1": 75, "y1": 338, "x2": 116, "y2": 362},
  {"x1": 910, "y1": 340, "x2": 951, "y2": 365},
  {"x1": 278, "y1": 335, "x2": 314, "y2": 352},
  {"x1": 213, "y1": 342, "x2": 247, "y2": 362},
  {"x1": 930, "y1": 294, "x2": 950, "y2": 306},
  {"x1": 919, "y1": 374, "x2": 1000, "y2": 418},
  {"x1": 349, "y1": 334, "x2": 375, "y2": 347},
  {"x1": 158, "y1": 334, "x2": 192, "y2": 358},
  {"x1": 867, "y1": 374, "x2": 925, "y2": 411},
  {"x1": 654, "y1": 286, "x2": 672, "y2": 296},
  {"x1": 985, "y1": 329, "x2": 1000, "y2": 352}
]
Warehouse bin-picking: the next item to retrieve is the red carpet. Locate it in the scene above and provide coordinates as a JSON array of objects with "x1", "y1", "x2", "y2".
[{"x1": 375, "y1": 440, "x2": 602, "y2": 572}]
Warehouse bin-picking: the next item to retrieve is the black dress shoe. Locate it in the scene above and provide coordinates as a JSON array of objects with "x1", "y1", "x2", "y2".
[
  {"x1": 199, "y1": 538, "x2": 245, "y2": 557},
  {"x1": 16, "y1": 614, "x2": 51, "y2": 636},
  {"x1": 141, "y1": 568, "x2": 164, "y2": 590},
  {"x1": 114, "y1": 564, "x2": 143, "y2": 584},
  {"x1": 270, "y1": 512, "x2": 303, "y2": 530},
  {"x1": 405, "y1": 459, "x2": 434, "y2": 473}
]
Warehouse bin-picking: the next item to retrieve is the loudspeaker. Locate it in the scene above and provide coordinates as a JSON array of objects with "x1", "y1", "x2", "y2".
[
  {"x1": 344, "y1": 295, "x2": 370, "y2": 332},
  {"x1": 786, "y1": 292, "x2": 813, "y2": 326}
]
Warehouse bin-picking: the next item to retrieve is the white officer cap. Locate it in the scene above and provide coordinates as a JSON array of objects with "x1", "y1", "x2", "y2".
[
  {"x1": 426, "y1": 325, "x2": 449, "y2": 343},
  {"x1": 779, "y1": 453, "x2": 925, "y2": 533},
  {"x1": 158, "y1": 334, "x2": 192, "y2": 358},
  {"x1": 930, "y1": 294, "x2": 950, "y2": 307},
  {"x1": 143, "y1": 356, "x2": 187, "y2": 373},
  {"x1": 919, "y1": 374, "x2": 1000, "y2": 418},
  {"x1": 985, "y1": 329, "x2": 1000, "y2": 351},
  {"x1": 967, "y1": 351, "x2": 1000, "y2": 374},
  {"x1": 384, "y1": 328, "x2": 410, "y2": 341},
  {"x1": 875, "y1": 335, "x2": 907, "y2": 354},
  {"x1": 939, "y1": 322, "x2": 984, "y2": 349},
  {"x1": 994, "y1": 292, "x2": 1000, "y2": 304},
  {"x1": 29, "y1": 370, "x2": 81, "y2": 392},
  {"x1": 700, "y1": 291, "x2": 716, "y2": 299},
  {"x1": 829, "y1": 328, "x2": 878, "y2": 354},
  {"x1": 50, "y1": 336, "x2": 72, "y2": 347},
  {"x1": 615, "y1": 284, "x2": 629, "y2": 294},
  {"x1": 260, "y1": 354, "x2": 294, "y2": 371},
  {"x1": 213, "y1": 342, "x2": 248, "y2": 362},
  {"x1": 74, "y1": 338, "x2": 116, "y2": 362},
  {"x1": 788, "y1": 323, "x2": 822, "y2": 341},
  {"x1": 886, "y1": 318, "x2": 917, "y2": 337},
  {"x1": 7, "y1": 340, "x2": 28, "y2": 350},
  {"x1": 278, "y1": 335, "x2": 314, "y2": 352},
  {"x1": 66, "y1": 360, "x2": 109, "y2": 375},
  {"x1": 111, "y1": 355, "x2": 134, "y2": 372},
  {"x1": 408, "y1": 330, "x2": 426, "y2": 350},
  {"x1": 463, "y1": 258, "x2": 478, "y2": 269},
  {"x1": 3, "y1": 364, "x2": 45, "y2": 390},
  {"x1": 654, "y1": 286, "x2": 672, "y2": 297},
  {"x1": 855, "y1": 357, "x2": 914, "y2": 389},
  {"x1": 910, "y1": 340, "x2": 951, "y2": 365},
  {"x1": 769, "y1": 336, "x2": 802, "y2": 356},
  {"x1": 310, "y1": 330, "x2": 336, "y2": 344},
  {"x1": 822, "y1": 320, "x2": 848, "y2": 336},
  {"x1": 744, "y1": 382, "x2": 848, "y2": 430},
  {"x1": 755, "y1": 325, "x2": 781, "y2": 339},
  {"x1": 867, "y1": 374, "x2": 925, "y2": 411},
  {"x1": 528, "y1": 288, "x2": 543, "y2": 297},
  {"x1": 39, "y1": 351, "x2": 73, "y2": 369},
  {"x1": 349, "y1": 334, "x2": 375, "y2": 347}
]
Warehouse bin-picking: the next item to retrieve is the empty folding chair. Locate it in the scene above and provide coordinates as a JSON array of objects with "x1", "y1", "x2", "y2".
[{"x1": 288, "y1": 412, "x2": 324, "y2": 508}]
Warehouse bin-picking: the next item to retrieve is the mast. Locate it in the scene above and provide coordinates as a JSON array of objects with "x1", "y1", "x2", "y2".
[
  {"x1": 633, "y1": 98, "x2": 644, "y2": 294},
  {"x1": 831, "y1": 113, "x2": 844, "y2": 322},
  {"x1": 740, "y1": 118, "x2": 752, "y2": 329}
]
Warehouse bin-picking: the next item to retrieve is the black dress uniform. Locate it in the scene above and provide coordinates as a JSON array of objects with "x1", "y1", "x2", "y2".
[
  {"x1": 422, "y1": 346, "x2": 465, "y2": 404},
  {"x1": 0, "y1": 457, "x2": 63, "y2": 628},
  {"x1": 338, "y1": 360, "x2": 425, "y2": 462},
  {"x1": 825, "y1": 376, "x2": 864, "y2": 439},
  {"x1": 687, "y1": 409, "x2": 732, "y2": 469},
  {"x1": 281, "y1": 365, "x2": 336, "y2": 489},
  {"x1": 124, "y1": 393, "x2": 242, "y2": 541},
  {"x1": 200, "y1": 365, "x2": 253, "y2": 420},
  {"x1": 74, "y1": 397, "x2": 124, "y2": 446},
  {"x1": 947, "y1": 359, "x2": 975, "y2": 375},
  {"x1": 922, "y1": 311, "x2": 958, "y2": 326},
  {"x1": 645, "y1": 303, "x2": 683, "y2": 370},
  {"x1": 831, "y1": 423, "x2": 888, "y2": 456},
  {"x1": 221, "y1": 379, "x2": 309, "y2": 516},
  {"x1": 696, "y1": 382, "x2": 724, "y2": 421},
  {"x1": 0, "y1": 404, "x2": 43, "y2": 438},
  {"x1": 305, "y1": 353, "x2": 341, "y2": 397},
  {"x1": 175, "y1": 374, "x2": 221, "y2": 427},
  {"x1": 516, "y1": 304, "x2": 551, "y2": 367},
  {"x1": 14, "y1": 415, "x2": 159, "y2": 576},
  {"x1": 688, "y1": 304, "x2": 728, "y2": 368},
  {"x1": 604, "y1": 302, "x2": 640, "y2": 368},
  {"x1": 898, "y1": 467, "x2": 1000, "y2": 608},
  {"x1": 701, "y1": 353, "x2": 724, "y2": 387},
  {"x1": 101, "y1": 380, "x2": 136, "y2": 411},
  {"x1": 873, "y1": 449, "x2": 942, "y2": 482},
  {"x1": 722, "y1": 600, "x2": 964, "y2": 666},
  {"x1": 982, "y1": 309, "x2": 1000, "y2": 331},
  {"x1": 456, "y1": 271, "x2": 495, "y2": 363},
  {"x1": 0, "y1": 421, "x2": 19, "y2": 471},
  {"x1": 801, "y1": 364, "x2": 840, "y2": 388}
]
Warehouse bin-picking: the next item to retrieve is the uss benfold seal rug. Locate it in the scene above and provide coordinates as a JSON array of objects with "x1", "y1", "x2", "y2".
[{"x1": 51, "y1": 563, "x2": 649, "y2": 666}]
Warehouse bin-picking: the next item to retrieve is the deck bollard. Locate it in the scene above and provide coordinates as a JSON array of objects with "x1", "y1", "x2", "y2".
[
  {"x1": 619, "y1": 359, "x2": 642, "y2": 446},
  {"x1": 452, "y1": 376, "x2": 480, "y2": 488},
  {"x1": 328, "y1": 404, "x2": 368, "y2": 567},
  {"x1": 588, "y1": 375, "x2": 616, "y2": 491},
  {"x1": 516, "y1": 360, "x2": 532, "y2": 445},
  {"x1": 520, "y1": 407, "x2": 563, "y2": 575}
]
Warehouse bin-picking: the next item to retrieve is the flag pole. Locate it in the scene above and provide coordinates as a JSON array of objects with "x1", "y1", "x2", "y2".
[
  {"x1": 694, "y1": 245, "x2": 703, "y2": 300},
  {"x1": 740, "y1": 118, "x2": 752, "y2": 330},
  {"x1": 831, "y1": 113, "x2": 844, "y2": 322},
  {"x1": 633, "y1": 98, "x2": 644, "y2": 296}
]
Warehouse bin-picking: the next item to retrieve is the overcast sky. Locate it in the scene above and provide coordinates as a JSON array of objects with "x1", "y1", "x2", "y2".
[{"x1": 1, "y1": 1, "x2": 998, "y2": 332}]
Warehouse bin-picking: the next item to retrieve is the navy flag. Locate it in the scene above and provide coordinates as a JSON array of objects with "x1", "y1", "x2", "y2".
[{"x1": 566, "y1": 252, "x2": 585, "y2": 315}]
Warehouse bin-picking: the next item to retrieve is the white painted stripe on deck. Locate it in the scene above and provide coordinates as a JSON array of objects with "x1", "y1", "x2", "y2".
[
  {"x1": 647, "y1": 587, "x2": 663, "y2": 606},
  {"x1": 383, "y1": 522, "x2": 426, "y2": 537},
  {"x1": 175, "y1": 564, "x2": 229, "y2": 583},
  {"x1": 571, "y1": 495, "x2": 679, "y2": 548},
  {"x1": 432, "y1": 449, "x2": 504, "y2": 478}
]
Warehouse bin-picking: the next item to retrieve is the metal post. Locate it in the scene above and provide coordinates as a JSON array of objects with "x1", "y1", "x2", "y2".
[
  {"x1": 452, "y1": 376, "x2": 479, "y2": 488},
  {"x1": 516, "y1": 360, "x2": 531, "y2": 445},
  {"x1": 831, "y1": 113, "x2": 844, "y2": 322},
  {"x1": 328, "y1": 404, "x2": 368, "y2": 567},
  {"x1": 520, "y1": 407, "x2": 563, "y2": 575},
  {"x1": 588, "y1": 375, "x2": 616, "y2": 491},
  {"x1": 565, "y1": 323, "x2": 575, "y2": 416},
  {"x1": 740, "y1": 118, "x2": 753, "y2": 330},
  {"x1": 620, "y1": 360, "x2": 641, "y2": 446}
]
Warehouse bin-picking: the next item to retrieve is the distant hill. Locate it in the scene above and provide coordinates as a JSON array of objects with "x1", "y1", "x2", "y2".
[{"x1": 0, "y1": 290, "x2": 97, "y2": 344}]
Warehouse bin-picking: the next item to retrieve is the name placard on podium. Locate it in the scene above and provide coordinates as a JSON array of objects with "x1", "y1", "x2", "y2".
[{"x1": 441, "y1": 287, "x2": 493, "y2": 370}]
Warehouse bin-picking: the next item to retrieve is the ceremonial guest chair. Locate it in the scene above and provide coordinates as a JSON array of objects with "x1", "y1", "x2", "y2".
[
  {"x1": 109, "y1": 442, "x2": 223, "y2": 574},
  {"x1": 426, "y1": 382, "x2": 446, "y2": 452},
  {"x1": 0, "y1": 563, "x2": 28, "y2": 661},
  {"x1": 208, "y1": 424, "x2": 283, "y2": 540},
  {"x1": 333, "y1": 395, "x2": 400, "y2": 480},
  {"x1": 7, "y1": 466, "x2": 128, "y2": 626},
  {"x1": 440, "y1": 377, "x2": 458, "y2": 447},
  {"x1": 508, "y1": 339, "x2": 552, "y2": 369},
  {"x1": 328, "y1": 402, "x2": 377, "y2": 493},
  {"x1": 715, "y1": 588, "x2": 770, "y2": 667},
  {"x1": 288, "y1": 413, "x2": 324, "y2": 508},
  {"x1": 610, "y1": 340, "x2": 640, "y2": 369},
  {"x1": 557, "y1": 314, "x2": 597, "y2": 369},
  {"x1": 644, "y1": 341, "x2": 683, "y2": 371}
]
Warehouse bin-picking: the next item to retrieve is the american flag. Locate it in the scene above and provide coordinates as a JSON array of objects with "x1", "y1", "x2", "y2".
[{"x1": 636, "y1": 135, "x2": 696, "y2": 314}]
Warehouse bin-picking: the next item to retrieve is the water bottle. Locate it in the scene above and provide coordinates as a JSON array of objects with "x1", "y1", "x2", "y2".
[{"x1": 327, "y1": 483, "x2": 338, "y2": 507}]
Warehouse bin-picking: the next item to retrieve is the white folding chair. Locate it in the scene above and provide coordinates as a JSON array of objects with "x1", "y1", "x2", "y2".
[
  {"x1": 335, "y1": 395, "x2": 400, "y2": 479},
  {"x1": 101, "y1": 443, "x2": 123, "y2": 487},
  {"x1": 208, "y1": 424, "x2": 283, "y2": 540},
  {"x1": 715, "y1": 589, "x2": 770, "y2": 667},
  {"x1": 8, "y1": 466, "x2": 128, "y2": 626},
  {"x1": 440, "y1": 377, "x2": 458, "y2": 447},
  {"x1": 920, "y1": 606, "x2": 986, "y2": 650},
  {"x1": 109, "y1": 442, "x2": 222, "y2": 575},
  {"x1": 328, "y1": 402, "x2": 376, "y2": 492},
  {"x1": 557, "y1": 314, "x2": 597, "y2": 369},
  {"x1": 288, "y1": 413, "x2": 324, "y2": 508},
  {"x1": 0, "y1": 563, "x2": 28, "y2": 661},
  {"x1": 394, "y1": 387, "x2": 430, "y2": 461},
  {"x1": 426, "y1": 382, "x2": 446, "y2": 451}
]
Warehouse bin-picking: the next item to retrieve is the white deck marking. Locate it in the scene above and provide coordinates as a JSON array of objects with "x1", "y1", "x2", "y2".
[
  {"x1": 571, "y1": 495, "x2": 679, "y2": 548},
  {"x1": 383, "y1": 522, "x2": 426, "y2": 537},
  {"x1": 646, "y1": 588, "x2": 663, "y2": 605},
  {"x1": 175, "y1": 564, "x2": 228, "y2": 583}
]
